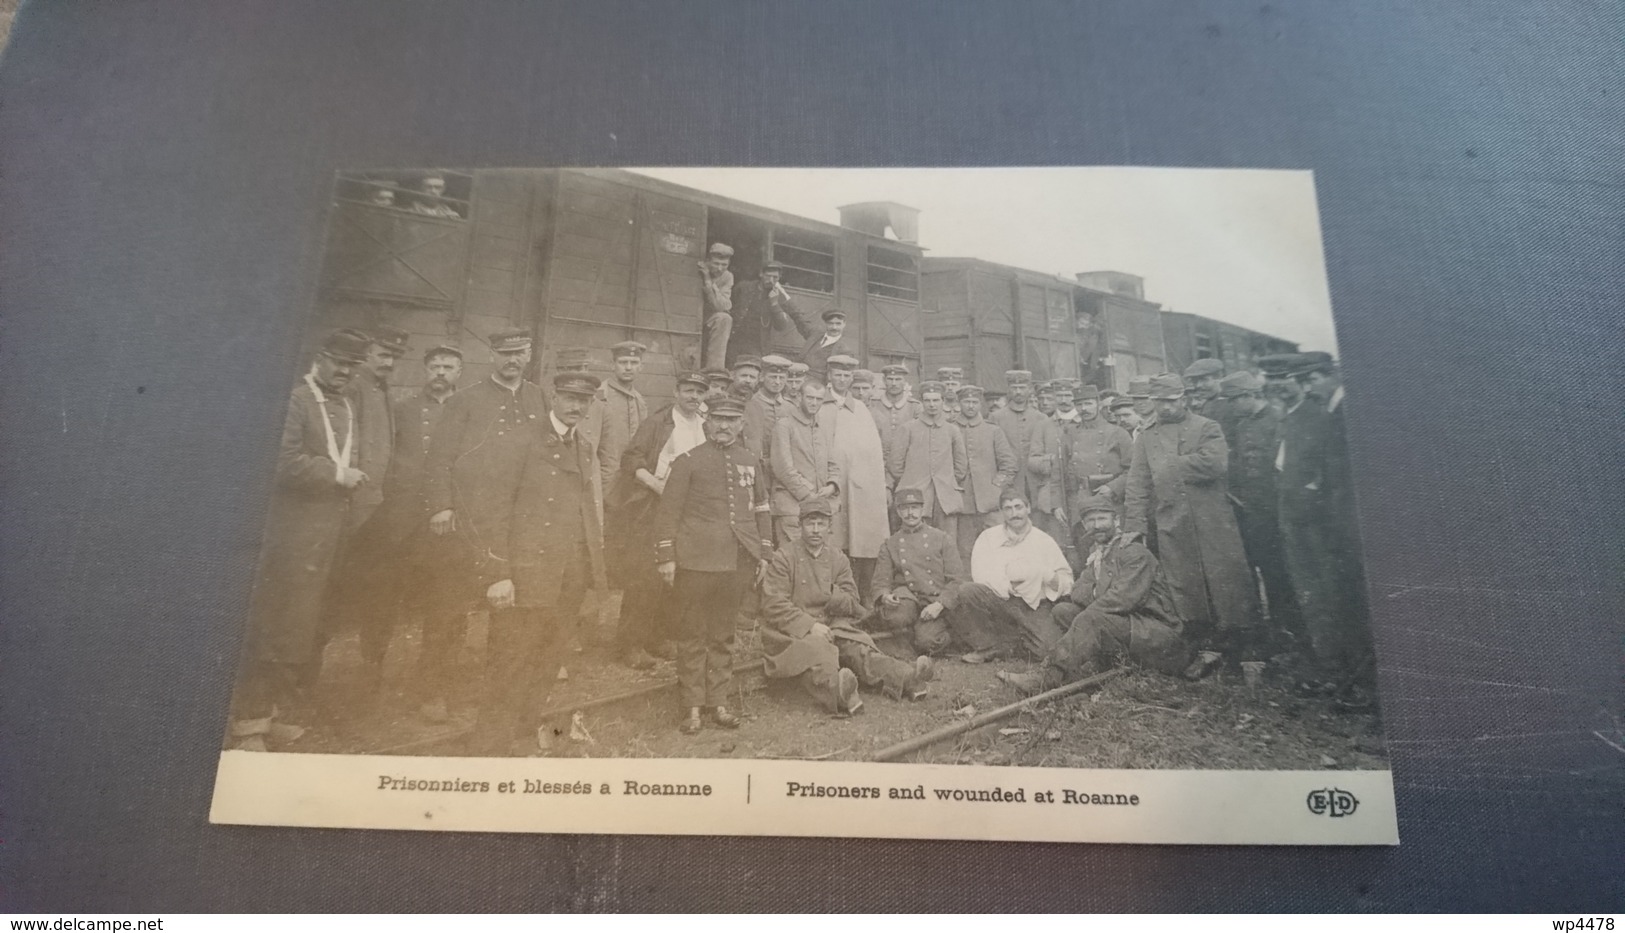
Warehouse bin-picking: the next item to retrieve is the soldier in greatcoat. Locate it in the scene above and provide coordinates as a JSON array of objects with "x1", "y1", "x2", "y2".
[
  {"x1": 1183, "y1": 358, "x2": 1228, "y2": 427},
  {"x1": 1123, "y1": 373, "x2": 1261, "y2": 678},
  {"x1": 229, "y1": 329, "x2": 372, "y2": 750},
  {"x1": 653, "y1": 396, "x2": 775, "y2": 735},
  {"x1": 1059, "y1": 383, "x2": 1134, "y2": 554},
  {"x1": 992, "y1": 370, "x2": 1065, "y2": 545},
  {"x1": 785, "y1": 361, "x2": 809, "y2": 398},
  {"x1": 769, "y1": 377, "x2": 840, "y2": 545},
  {"x1": 762, "y1": 499, "x2": 934, "y2": 716},
  {"x1": 949, "y1": 384, "x2": 1017, "y2": 567},
  {"x1": 887, "y1": 380, "x2": 968, "y2": 541},
  {"x1": 998, "y1": 495, "x2": 1190, "y2": 694},
  {"x1": 868, "y1": 487, "x2": 966, "y2": 657},
  {"x1": 742, "y1": 354, "x2": 793, "y2": 467},
  {"x1": 818, "y1": 354, "x2": 890, "y2": 599},
  {"x1": 1217, "y1": 370, "x2": 1299, "y2": 652},
  {"x1": 606, "y1": 371, "x2": 711, "y2": 669},
  {"x1": 594, "y1": 341, "x2": 650, "y2": 496},
  {"x1": 466, "y1": 372, "x2": 605, "y2": 756},
  {"x1": 937, "y1": 366, "x2": 964, "y2": 420}
]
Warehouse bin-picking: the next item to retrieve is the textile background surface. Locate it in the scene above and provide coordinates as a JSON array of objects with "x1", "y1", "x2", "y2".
[{"x1": 0, "y1": 0, "x2": 1620, "y2": 912}]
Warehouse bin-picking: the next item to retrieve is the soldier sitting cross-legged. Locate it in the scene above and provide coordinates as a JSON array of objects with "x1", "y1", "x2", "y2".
[
  {"x1": 867, "y1": 487, "x2": 965, "y2": 658},
  {"x1": 761, "y1": 499, "x2": 935, "y2": 716}
]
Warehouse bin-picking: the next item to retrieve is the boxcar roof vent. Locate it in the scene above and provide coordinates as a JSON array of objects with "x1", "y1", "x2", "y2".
[
  {"x1": 1075, "y1": 270, "x2": 1145, "y2": 300},
  {"x1": 838, "y1": 201, "x2": 920, "y2": 244}
]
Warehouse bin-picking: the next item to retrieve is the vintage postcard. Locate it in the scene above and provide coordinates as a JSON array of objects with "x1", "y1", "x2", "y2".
[{"x1": 209, "y1": 166, "x2": 1395, "y2": 844}]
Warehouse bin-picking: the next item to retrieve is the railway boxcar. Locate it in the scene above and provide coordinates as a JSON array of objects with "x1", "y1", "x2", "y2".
[
  {"x1": 920, "y1": 257, "x2": 1082, "y2": 394},
  {"x1": 1160, "y1": 310, "x2": 1299, "y2": 376},
  {"x1": 308, "y1": 168, "x2": 925, "y2": 405},
  {"x1": 1072, "y1": 271, "x2": 1169, "y2": 393}
]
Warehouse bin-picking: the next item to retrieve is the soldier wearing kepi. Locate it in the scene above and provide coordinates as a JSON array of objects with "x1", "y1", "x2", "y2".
[
  {"x1": 950, "y1": 384, "x2": 1018, "y2": 567},
  {"x1": 1219, "y1": 369, "x2": 1299, "y2": 657},
  {"x1": 230, "y1": 329, "x2": 372, "y2": 750},
  {"x1": 1123, "y1": 373, "x2": 1261, "y2": 679},
  {"x1": 997, "y1": 495, "x2": 1190, "y2": 694},
  {"x1": 466, "y1": 372, "x2": 605, "y2": 757},
  {"x1": 887, "y1": 380, "x2": 968, "y2": 541},
  {"x1": 868, "y1": 487, "x2": 966, "y2": 657},
  {"x1": 762, "y1": 499, "x2": 935, "y2": 716},
  {"x1": 1059, "y1": 383, "x2": 1134, "y2": 554},
  {"x1": 653, "y1": 395, "x2": 775, "y2": 735},
  {"x1": 992, "y1": 369, "x2": 1065, "y2": 545},
  {"x1": 594, "y1": 341, "x2": 650, "y2": 497}
]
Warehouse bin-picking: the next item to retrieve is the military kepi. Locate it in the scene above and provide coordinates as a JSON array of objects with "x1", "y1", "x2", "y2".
[
  {"x1": 893, "y1": 487, "x2": 926, "y2": 508},
  {"x1": 489, "y1": 329, "x2": 532, "y2": 352},
  {"x1": 321, "y1": 328, "x2": 371, "y2": 364},
  {"x1": 611, "y1": 340, "x2": 647, "y2": 360},
  {"x1": 798, "y1": 498, "x2": 835, "y2": 518},
  {"x1": 553, "y1": 372, "x2": 601, "y2": 397},
  {"x1": 368, "y1": 325, "x2": 411, "y2": 356},
  {"x1": 707, "y1": 395, "x2": 747, "y2": 417}
]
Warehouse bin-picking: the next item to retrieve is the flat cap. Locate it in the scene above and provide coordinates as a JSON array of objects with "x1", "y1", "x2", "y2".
[
  {"x1": 1004, "y1": 370, "x2": 1034, "y2": 385},
  {"x1": 552, "y1": 372, "x2": 601, "y2": 397},
  {"x1": 892, "y1": 487, "x2": 926, "y2": 508},
  {"x1": 761, "y1": 354, "x2": 793, "y2": 372},
  {"x1": 821, "y1": 307, "x2": 848, "y2": 322},
  {"x1": 368, "y1": 325, "x2": 411, "y2": 355},
  {"x1": 787, "y1": 362, "x2": 810, "y2": 376},
  {"x1": 1183, "y1": 358, "x2": 1225, "y2": 379},
  {"x1": 798, "y1": 498, "x2": 835, "y2": 519},
  {"x1": 1255, "y1": 354, "x2": 1302, "y2": 377},
  {"x1": 488, "y1": 329, "x2": 532, "y2": 353},
  {"x1": 881, "y1": 363, "x2": 910, "y2": 376},
  {"x1": 827, "y1": 354, "x2": 859, "y2": 370},
  {"x1": 674, "y1": 370, "x2": 710, "y2": 391},
  {"x1": 1291, "y1": 351, "x2": 1335, "y2": 376},
  {"x1": 1077, "y1": 494, "x2": 1118, "y2": 517},
  {"x1": 555, "y1": 347, "x2": 593, "y2": 371},
  {"x1": 1126, "y1": 376, "x2": 1153, "y2": 398},
  {"x1": 1074, "y1": 383, "x2": 1100, "y2": 401},
  {"x1": 321, "y1": 328, "x2": 372, "y2": 364},
  {"x1": 936, "y1": 366, "x2": 964, "y2": 381},
  {"x1": 763, "y1": 260, "x2": 785, "y2": 273},
  {"x1": 610, "y1": 340, "x2": 647, "y2": 360},
  {"x1": 706, "y1": 395, "x2": 747, "y2": 417},
  {"x1": 1146, "y1": 372, "x2": 1187, "y2": 400},
  {"x1": 1109, "y1": 394, "x2": 1136, "y2": 411},
  {"x1": 851, "y1": 369, "x2": 876, "y2": 387},
  {"x1": 731, "y1": 356, "x2": 763, "y2": 373},
  {"x1": 1218, "y1": 371, "x2": 1265, "y2": 398},
  {"x1": 707, "y1": 242, "x2": 734, "y2": 257}
]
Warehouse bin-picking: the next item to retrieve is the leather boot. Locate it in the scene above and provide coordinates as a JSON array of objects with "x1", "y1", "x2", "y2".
[{"x1": 679, "y1": 707, "x2": 704, "y2": 735}]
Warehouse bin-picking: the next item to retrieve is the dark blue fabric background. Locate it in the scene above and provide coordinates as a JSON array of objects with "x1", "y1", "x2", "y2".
[{"x1": 1, "y1": 0, "x2": 1620, "y2": 912}]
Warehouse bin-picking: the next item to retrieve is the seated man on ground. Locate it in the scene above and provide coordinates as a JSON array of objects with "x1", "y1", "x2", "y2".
[
  {"x1": 997, "y1": 495, "x2": 1190, "y2": 694},
  {"x1": 761, "y1": 499, "x2": 935, "y2": 716},
  {"x1": 949, "y1": 491, "x2": 1075, "y2": 663},
  {"x1": 868, "y1": 487, "x2": 965, "y2": 657}
]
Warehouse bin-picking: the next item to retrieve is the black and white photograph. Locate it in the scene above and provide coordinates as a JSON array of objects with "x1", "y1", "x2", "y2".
[{"x1": 210, "y1": 166, "x2": 1395, "y2": 844}]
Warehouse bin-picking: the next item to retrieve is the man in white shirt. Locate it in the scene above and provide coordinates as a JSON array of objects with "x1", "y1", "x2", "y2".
[{"x1": 936, "y1": 491, "x2": 1075, "y2": 663}]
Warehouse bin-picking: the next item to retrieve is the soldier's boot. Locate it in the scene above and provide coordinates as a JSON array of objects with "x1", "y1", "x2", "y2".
[
  {"x1": 621, "y1": 647, "x2": 658, "y2": 671},
  {"x1": 710, "y1": 706, "x2": 741, "y2": 729},
  {"x1": 996, "y1": 666, "x2": 1064, "y2": 696},
  {"x1": 902, "y1": 656, "x2": 934, "y2": 701},
  {"x1": 835, "y1": 669, "x2": 863, "y2": 717},
  {"x1": 679, "y1": 707, "x2": 704, "y2": 735},
  {"x1": 1183, "y1": 650, "x2": 1224, "y2": 681}
]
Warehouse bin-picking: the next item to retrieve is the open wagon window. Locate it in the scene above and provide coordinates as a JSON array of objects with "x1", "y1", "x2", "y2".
[
  {"x1": 770, "y1": 226, "x2": 836, "y2": 293},
  {"x1": 866, "y1": 244, "x2": 919, "y2": 302},
  {"x1": 334, "y1": 170, "x2": 474, "y2": 220}
]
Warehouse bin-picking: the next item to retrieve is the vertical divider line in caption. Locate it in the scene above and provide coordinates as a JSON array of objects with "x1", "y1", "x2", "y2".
[{"x1": 747, "y1": 774, "x2": 751, "y2": 804}]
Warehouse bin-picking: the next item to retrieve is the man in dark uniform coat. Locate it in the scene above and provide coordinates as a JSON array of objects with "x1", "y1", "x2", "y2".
[
  {"x1": 762, "y1": 499, "x2": 933, "y2": 715},
  {"x1": 1183, "y1": 358, "x2": 1228, "y2": 427},
  {"x1": 992, "y1": 369, "x2": 1064, "y2": 545},
  {"x1": 230, "y1": 329, "x2": 372, "y2": 750},
  {"x1": 800, "y1": 307, "x2": 858, "y2": 381},
  {"x1": 869, "y1": 364, "x2": 922, "y2": 455},
  {"x1": 998, "y1": 495, "x2": 1190, "y2": 693},
  {"x1": 1218, "y1": 369, "x2": 1300, "y2": 652},
  {"x1": 467, "y1": 372, "x2": 605, "y2": 756},
  {"x1": 742, "y1": 354, "x2": 791, "y2": 466},
  {"x1": 1059, "y1": 383, "x2": 1133, "y2": 556},
  {"x1": 1124, "y1": 373, "x2": 1261, "y2": 677},
  {"x1": 653, "y1": 395, "x2": 775, "y2": 735},
  {"x1": 727, "y1": 261, "x2": 815, "y2": 366},
  {"x1": 867, "y1": 487, "x2": 966, "y2": 657}
]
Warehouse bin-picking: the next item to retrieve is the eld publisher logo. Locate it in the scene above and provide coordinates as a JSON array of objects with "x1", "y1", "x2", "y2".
[{"x1": 1306, "y1": 787, "x2": 1359, "y2": 818}]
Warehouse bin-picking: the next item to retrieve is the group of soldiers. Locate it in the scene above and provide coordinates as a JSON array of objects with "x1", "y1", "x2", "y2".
[{"x1": 230, "y1": 301, "x2": 1372, "y2": 756}]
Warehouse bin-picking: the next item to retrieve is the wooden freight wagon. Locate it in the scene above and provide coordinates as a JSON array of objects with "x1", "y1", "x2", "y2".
[
  {"x1": 920, "y1": 258, "x2": 1083, "y2": 395},
  {"x1": 308, "y1": 168, "x2": 926, "y2": 405},
  {"x1": 1072, "y1": 271, "x2": 1169, "y2": 393},
  {"x1": 1160, "y1": 311, "x2": 1298, "y2": 378}
]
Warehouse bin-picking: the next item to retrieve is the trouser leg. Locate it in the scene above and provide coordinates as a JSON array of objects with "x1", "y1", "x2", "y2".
[
  {"x1": 774, "y1": 515, "x2": 801, "y2": 548},
  {"x1": 470, "y1": 607, "x2": 557, "y2": 754},
  {"x1": 233, "y1": 659, "x2": 300, "y2": 723},
  {"x1": 837, "y1": 637, "x2": 914, "y2": 698},
  {"x1": 1048, "y1": 607, "x2": 1127, "y2": 679},
  {"x1": 703, "y1": 313, "x2": 733, "y2": 371},
  {"x1": 615, "y1": 571, "x2": 664, "y2": 653},
  {"x1": 1011, "y1": 598, "x2": 1066, "y2": 660},
  {"x1": 705, "y1": 569, "x2": 744, "y2": 706},
  {"x1": 929, "y1": 499, "x2": 959, "y2": 544},
  {"x1": 788, "y1": 638, "x2": 842, "y2": 713},
  {"x1": 849, "y1": 556, "x2": 876, "y2": 604},
  {"x1": 955, "y1": 510, "x2": 997, "y2": 568},
  {"x1": 1280, "y1": 508, "x2": 1337, "y2": 673},
  {"x1": 941, "y1": 582, "x2": 1015, "y2": 653},
  {"x1": 674, "y1": 567, "x2": 744, "y2": 709}
]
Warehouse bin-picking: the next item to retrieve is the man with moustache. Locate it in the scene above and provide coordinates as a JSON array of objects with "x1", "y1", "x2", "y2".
[
  {"x1": 949, "y1": 384, "x2": 1018, "y2": 567},
  {"x1": 887, "y1": 380, "x2": 968, "y2": 541},
  {"x1": 997, "y1": 495, "x2": 1189, "y2": 694},
  {"x1": 1217, "y1": 369, "x2": 1299, "y2": 664},
  {"x1": 726, "y1": 260, "x2": 813, "y2": 366},
  {"x1": 769, "y1": 377, "x2": 840, "y2": 546},
  {"x1": 1124, "y1": 373, "x2": 1260, "y2": 679},
  {"x1": 1183, "y1": 358, "x2": 1228, "y2": 425},
  {"x1": 951, "y1": 491, "x2": 1075, "y2": 663},
  {"x1": 992, "y1": 370, "x2": 1065, "y2": 546},
  {"x1": 230, "y1": 329, "x2": 372, "y2": 750},
  {"x1": 1051, "y1": 378, "x2": 1082, "y2": 426},
  {"x1": 819, "y1": 354, "x2": 890, "y2": 599},
  {"x1": 1059, "y1": 383, "x2": 1134, "y2": 555},
  {"x1": 801, "y1": 307, "x2": 857, "y2": 381},
  {"x1": 936, "y1": 367, "x2": 964, "y2": 420},
  {"x1": 466, "y1": 372, "x2": 605, "y2": 756},
  {"x1": 868, "y1": 487, "x2": 965, "y2": 658},
  {"x1": 654, "y1": 396, "x2": 775, "y2": 735},
  {"x1": 763, "y1": 498, "x2": 935, "y2": 716}
]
